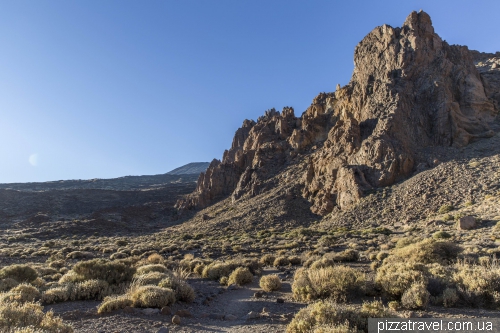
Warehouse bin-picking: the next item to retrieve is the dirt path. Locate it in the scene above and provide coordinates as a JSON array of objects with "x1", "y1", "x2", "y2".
[{"x1": 46, "y1": 268, "x2": 305, "y2": 333}]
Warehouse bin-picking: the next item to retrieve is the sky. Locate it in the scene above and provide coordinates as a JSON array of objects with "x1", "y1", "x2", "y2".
[{"x1": 1, "y1": 1, "x2": 499, "y2": 183}]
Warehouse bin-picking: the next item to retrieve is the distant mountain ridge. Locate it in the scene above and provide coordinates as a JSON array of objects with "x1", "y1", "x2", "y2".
[
  {"x1": 166, "y1": 162, "x2": 210, "y2": 175},
  {"x1": 0, "y1": 162, "x2": 209, "y2": 192}
]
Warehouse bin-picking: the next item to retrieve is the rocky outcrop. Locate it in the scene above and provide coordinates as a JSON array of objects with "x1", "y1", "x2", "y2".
[{"x1": 177, "y1": 11, "x2": 499, "y2": 215}]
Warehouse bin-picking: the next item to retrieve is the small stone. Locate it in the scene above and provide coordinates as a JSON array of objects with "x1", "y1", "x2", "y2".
[
  {"x1": 142, "y1": 308, "x2": 159, "y2": 315},
  {"x1": 227, "y1": 284, "x2": 239, "y2": 290},
  {"x1": 172, "y1": 315, "x2": 181, "y2": 325},
  {"x1": 157, "y1": 328, "x2": 169, "y2": 333},
  {"x1": 253, "y1": 292, "x2": 263, "y2": 298},
  {"x1": 245, "y1": 311, "x2": 260, "y2": 320},
  {"x1": 276, "y1": 298, "x2": 285, "y2": 303},
  {"x1": 160, "y1": 306, "x2": 171, "y2": 315},
  {"x1": 224, "y1": 314, "x2": 237, "y2": 321},
  {"x1": 174, "y1": 309, "x2": 192, "y2": 317}
]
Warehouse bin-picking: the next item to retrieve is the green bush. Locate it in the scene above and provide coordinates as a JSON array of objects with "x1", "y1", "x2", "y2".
[
  {"x1": 438, "y1": 204, "x2": 454, "y2": 214},
  {"x1": 433, "y1": 231, "x2": 451, "y2": 239}
]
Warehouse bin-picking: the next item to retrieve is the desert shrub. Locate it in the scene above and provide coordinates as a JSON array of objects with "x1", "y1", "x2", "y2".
[
  {"x1": 134, "y1": 272, "x2": 170, "y2": 286},
  {"x1": 292, "y1": 266, "x2": 365, "y2": 302},
  {"x1": 66, "y1": 251, "x2": 94, "y2": 259},
  {"x1": 442, "y1": 288, "x2": 459, "y2": 307},
  {"x1": 220, "y1": 276, "x2": 228, "y2": 285},
  {"x1": 0, "y1": 301, "x2": 73, "y2": 332},
  {"x1": 376, "y1": 252, "x2": 389, "y2": 261},
  {"x1": 35, "y1": 267, "x2": 58, "y2": 277},
  {"x1": 135, "y1": 264, "x2": 167, "y2": 275},
  {"x1": 72, "y1": 279, "x2": 110, "y2": 301},
  {"x1": 0, "y1": 265, "x2": 38, "y2": 283},
  {"x1": 2, "y1": 284, "x2": 41, "y2": 303},
  {"x1": 59, "y1": 271, "x2": 86, "y2": 284},
  {"x1": 115, "y1": 240, "x2": 128, "y2": 246},
  {"x1": 433, "y1": 231, "x2": 451, "y2": 239},
  {"x1": 48, "y1": 260, "x2": 66, "y2": 269},
  {"x1": 303, "y1": 255, "x2": 322, "y2": 268},
  {"x1": 72, "y1": 259, "x2": 135, "y2": 284},
  {"x1": 97, "y1": 294, "x2": 133, "y2": 314},
  {"x1": 110, "y1": 252, "x2": 129, "y2": 260},
  {"x1": 438, "y1": 204, "x2": 454, "y2": 214},
  {"x1": 310, "y1": 258, "x2": 335, "y2": 270},
  {"x1": 41, "y1": 286, "x2": 72, "y2": 304},
  {"x1": 286, "y1": 300, "x2": 391, "y2": 333},
  {"x1": 309, "y1": 322, "x2": 359, "y2": 333},
  {"x1": 289, "y1": 255, "x2": 302, "y2": 265},
  {"x1": 260, "y1": 254, "x2": 276, "y2": 266},
  {"x1": 452, "y1": 260, "x2": 500, "y2": 307},
  {"x1": 158, "y1": 276, "x2": 195, "y2": 303},
  {"x1": 146, "y1": 253, "x2": 164, "y2": 264},
  {"x1": 273, "y1": 256, "x2": 290, "y2": 267},
  {"x1": 392, "y1": 239, "x2": 461, "y2": 264},
  {"x1": 401, "y1": 283, "x2": 429, "y2": 310},
  {"x1": 227, "y1": 267, "x2": 253, "y2": 286},
  {"x1": 202, "y1": 262, "x2": 232, "y2": 280},
  {"x1": 388, "y1": 301, "x2": 399, "y2": 311},
  {"x1": 260, "y1": 275, "x2": 282, "y2": 292},
  {"x1": 179, "y1": 257, "x2": 203, "y2": 272},
  {"x1": 130, "y1": 285, "x2": 175, "y2": 308},
  {"x1": 325, "y1": 250, "x2": 359, "y2": 262},
  {"x1": 375, "y1": 260, "x2": 427, "y2": 299},
  {"x1": 193, "y1": 263, "x2": 205, "y2": 276},
  {"x1": 201, "y1": 258, "x2": 261, "y2": 281},
  {"x1": 0, "y1": 278, "x2": 19, "y2": 292}
]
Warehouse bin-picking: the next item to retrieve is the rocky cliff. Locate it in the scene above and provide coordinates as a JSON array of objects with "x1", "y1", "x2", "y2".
[{"x1": 177, "y1": 11, "x2": 500, "y2": 216}]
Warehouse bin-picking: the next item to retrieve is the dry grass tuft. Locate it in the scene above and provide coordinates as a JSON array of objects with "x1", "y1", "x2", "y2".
[
  {"x1": 286, "y1": 300, "x2": 391, "y2": 333},
  {"x1": 0, "y1": 265, "x2": 38, "y2": 283},
  {"x1": 259, "y1": 275, "x2": 282, "y2": 292},
  {"x1": 227, "y1": 267, "x2": 253, "y2": 286},
  {"x1": 292, "y1": 266, "x2": 365, "y2": 302},
  {"x1": 0, "y1": 300, "x2": 73, "y2": 332}
]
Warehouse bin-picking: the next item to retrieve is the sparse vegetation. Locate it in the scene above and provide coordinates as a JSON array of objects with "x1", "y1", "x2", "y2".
[
  {"x1": 259, "y1": 275, "x2": 282, "y2": 292},
  {"x1": 292, "y1": 266, "x2": 365, "y2": 302}
]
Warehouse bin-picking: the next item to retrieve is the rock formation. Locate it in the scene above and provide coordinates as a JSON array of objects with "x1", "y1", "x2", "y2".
[{"x1": 176, "y1": 11, "x2": 499, "y2": 216}]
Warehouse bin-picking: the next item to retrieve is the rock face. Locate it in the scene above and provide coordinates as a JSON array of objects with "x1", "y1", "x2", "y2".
[{"x1": 177, "y1": 11, "x2": 499, "y2": 216}]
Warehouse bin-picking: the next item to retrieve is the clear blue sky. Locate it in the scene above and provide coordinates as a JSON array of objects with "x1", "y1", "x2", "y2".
[{"x1": 1, "y1": 1, "x2": 499, "y2": 183}]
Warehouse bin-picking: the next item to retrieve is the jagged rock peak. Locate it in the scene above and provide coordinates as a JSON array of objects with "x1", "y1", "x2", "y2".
[{"x1": 177, "y1": 11, "x2": 499, "y2": 216}]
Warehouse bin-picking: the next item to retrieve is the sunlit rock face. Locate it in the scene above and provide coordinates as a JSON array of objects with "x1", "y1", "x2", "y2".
[{"x1": 176, "y1": 11, "x2": 499, "y2": 216}]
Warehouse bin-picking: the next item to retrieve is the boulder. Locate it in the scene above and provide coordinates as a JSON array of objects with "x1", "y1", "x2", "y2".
[{"x1": 457, "y1": 216, "x2": 476, "y2": 230}]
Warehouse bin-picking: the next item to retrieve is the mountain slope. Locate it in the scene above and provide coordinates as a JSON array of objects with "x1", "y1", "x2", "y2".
[
  {"x1": 176, "y1": 11, "x2": 499, "y2": 221},
  {"x1": 166, "y1": 162, "x2": 210, "y2": 175}
]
